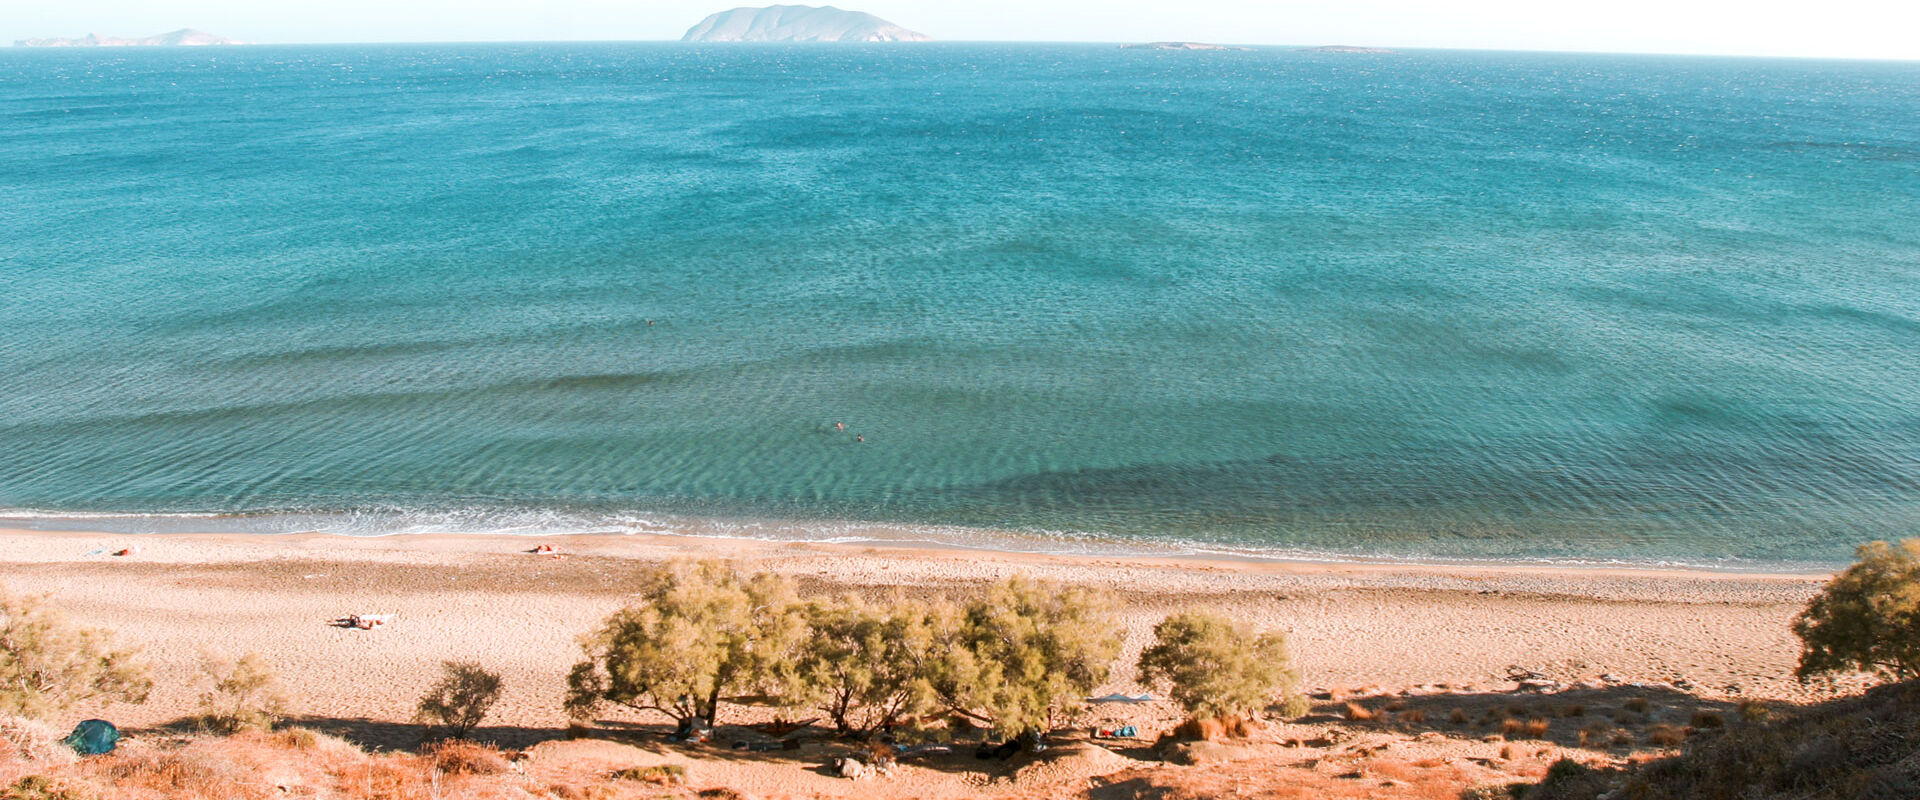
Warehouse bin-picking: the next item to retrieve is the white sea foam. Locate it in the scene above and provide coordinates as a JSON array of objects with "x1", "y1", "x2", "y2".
[{"x1": 0, "y1": 506, "x2": 1831, "y2": 573}]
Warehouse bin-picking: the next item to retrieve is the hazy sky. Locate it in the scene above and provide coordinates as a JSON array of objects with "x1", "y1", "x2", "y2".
[{"x1": 6, "y1": 1, "x2": 1918, "y2": 60}]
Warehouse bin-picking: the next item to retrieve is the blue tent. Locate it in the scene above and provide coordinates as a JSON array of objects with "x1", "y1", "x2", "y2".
[{"x1": 64, "y1": 719, "x2": 119, "y2": 755}]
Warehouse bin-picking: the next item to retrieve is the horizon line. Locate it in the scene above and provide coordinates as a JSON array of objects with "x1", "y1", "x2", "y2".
[{"x1": 7, "y1": 37, "x2": 1920, "y2": 63}]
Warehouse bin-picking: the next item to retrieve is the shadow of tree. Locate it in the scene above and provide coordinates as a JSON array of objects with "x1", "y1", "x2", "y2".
[{"x1": 1320, "y1": 684, "x2": 1747, "y2": 752}]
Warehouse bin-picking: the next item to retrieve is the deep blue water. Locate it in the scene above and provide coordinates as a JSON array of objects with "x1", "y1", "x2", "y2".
[{"x1": 1, "y1": 43, "x2": 1916, "y2": 567}]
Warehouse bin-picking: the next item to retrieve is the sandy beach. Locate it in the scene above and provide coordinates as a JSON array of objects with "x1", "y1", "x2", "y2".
[{"x1": 0, "y1": 527, "x2": 1833, "y2": 739}]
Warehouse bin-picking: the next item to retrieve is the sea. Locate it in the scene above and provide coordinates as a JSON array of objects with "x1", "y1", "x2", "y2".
[{"x1": 1, "y1": 43, "x2": 1916, "y2": 569}]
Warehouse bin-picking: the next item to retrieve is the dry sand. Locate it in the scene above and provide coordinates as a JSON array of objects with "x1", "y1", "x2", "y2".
[{"x1": 0, "y1": 526, "x2": 1833, "y2": 743}]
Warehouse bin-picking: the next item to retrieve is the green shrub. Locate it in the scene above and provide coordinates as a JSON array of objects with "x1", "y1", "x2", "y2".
[
  {"x1": 0, "y1": 586, "x2": 151, "y2": 719},
  {"x1": 612, "y1": 764, "x2": 685, "y2": 785},
  {"x1": 196, "y1": 651, "x2": 291, "y2": 733},
  {"x1": 923, "y1": 576, "x2": 1121, "y2": 736},
  {"x1": 565, "y1": 560, "x2": 805, "y2": 727},
  {"x1": 416, "y1": 661, "x2": 503, "y2": 738},
  {"x1": 1794, "y1": 539, "x2": 1920, "y2": 681},
  {"x1": 1, "y1": 776, "x2": 94, "y2": 800},
  {"x1": 1137, "y1": 611, "x2": 1304, "y2": 721},
  {"x1": 794, "y1": 594, "x2": 938, "y2": 737}
]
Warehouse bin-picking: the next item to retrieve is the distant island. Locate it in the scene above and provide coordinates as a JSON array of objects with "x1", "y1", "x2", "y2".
[
  {"x1": 682, "y1": 5, "x2": 930, "y2": 42},
  {"x1": 1121, "y1": 42, "x2": 1251, "y2": 51},
  {"x1": 1302, "y1": 45, "x2": 1398, "y2": 54},
  {"x1": 14, "y1": 28, "x2": 241, "y2": 47}
]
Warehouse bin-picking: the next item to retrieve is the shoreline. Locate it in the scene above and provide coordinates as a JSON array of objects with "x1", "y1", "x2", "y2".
[{"x1": 0, "y1": 509, "x2": 1849, "y2": 575}]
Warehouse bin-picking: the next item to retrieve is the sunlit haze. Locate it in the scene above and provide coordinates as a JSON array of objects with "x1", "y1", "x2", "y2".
[{"x1": 5, "y1": 0, "x2": 1917, "y2": 60}]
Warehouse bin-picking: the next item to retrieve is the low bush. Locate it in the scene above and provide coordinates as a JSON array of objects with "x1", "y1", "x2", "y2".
[
  {"x1": 195, "y1": 652, "x2": 291, "y2": 734},
  {"x1": 416, "y1": 661, "x2": 503, "y2": 739},
  {"x1": 1140, "y1": 611, "x2": 1303, "y2": 723}
]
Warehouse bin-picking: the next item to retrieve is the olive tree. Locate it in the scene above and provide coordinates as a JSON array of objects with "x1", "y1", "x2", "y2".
[
  {"x1": 0, "y1": 586, "x2": 151, "y2": 719},
  {"x1": 565, "y1": 560, "x2": 805, "y2": 728},
  {"x1": 1138, "y1": 611, "x2": 1306, "y2": 721},
  {"x1": 1794, "y1": 539, "x2": 1920, "y2": 682},
  {"x1": 794, "y1": 593, "x2": 939, "y2": 738},
  {"x1": 927, "y1": 576, "x2": 1121, "y2": 736}
]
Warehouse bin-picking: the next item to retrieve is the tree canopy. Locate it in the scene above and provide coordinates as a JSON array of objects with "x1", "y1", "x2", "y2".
[
  {"x1": 1794, "y1": 539, "x2": 1920, "y2": 682},
  {"x1": 565, "y1": 560, "x2": 805, "y2": 726},
  {"x1": 928, "y1": 576, "x2": 1122, "y2": 736},
  {"x1": 1138, "y1": 611, "x2": 1304, "y2": 720}
]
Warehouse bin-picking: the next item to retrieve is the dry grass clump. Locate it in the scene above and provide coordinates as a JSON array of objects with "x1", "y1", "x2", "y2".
[
  {"x1": 424, "y1": 739, "x2": 510, "y2": 776},
  {"x1": 3, "y1": 775, "x2": 96, "y2": 800},
  {"x1": 1343, "y1": 702, "x2": 1375, "y2": 722},
  {"x1": 547, "y1": 785, "x2": 619, "y2": 800},
  {"x1": 1688, "y1": 711, "x2": 1724, "y2": 730},
  {"x1": 1396, "y1": 708, "x2": 1427, "y2": 724},
  {"x1": 1577, "y1": 721, "x2": 1621, "y2": 748},
  {"x1": 0, "y1": 715, "x2": 76, "y2": 765},
  {"x1": 1559, "y1": 704, "x2": 1586, "y2": 718},
  {"x1": 1449, "y1": 708, "x2": 1470, "y2": 725},
  {"x1": 1168, "y1": 714, "x2": 1258, "y2": 741},
  {"x1": 94, "y1": 744, "x2": 270, "y2": 800},
  {"x1": 1499, "y1": 717, "x2": 1550, "y2": 739},
  {"x1": 1646, "y1": 723, "x2": 1687, "y2": 747},
  {"x1": 612, "y1": 764, "x2": 686, "y2": 786},
  {"x1": 1623, "y1": 697, "x2": 1650, "y2": 713}
]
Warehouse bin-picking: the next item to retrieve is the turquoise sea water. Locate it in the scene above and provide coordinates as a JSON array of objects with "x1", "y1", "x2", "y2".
[{"x1": 1, "y1": 44, "x2": 1916, "y2": 567}]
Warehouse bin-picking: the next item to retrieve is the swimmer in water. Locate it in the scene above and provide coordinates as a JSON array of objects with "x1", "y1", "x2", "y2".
[
  {"x1": 835, "y1": 422, "x2": 846, "y2": 431},
  {"x1": 856, "y1": 435, "x2": 865, "y2": 443}
]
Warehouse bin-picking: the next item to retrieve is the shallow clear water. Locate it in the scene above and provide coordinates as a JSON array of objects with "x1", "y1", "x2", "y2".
[{"x1": 1, "y1": 43, "x2": 1916, "y2": 567}]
